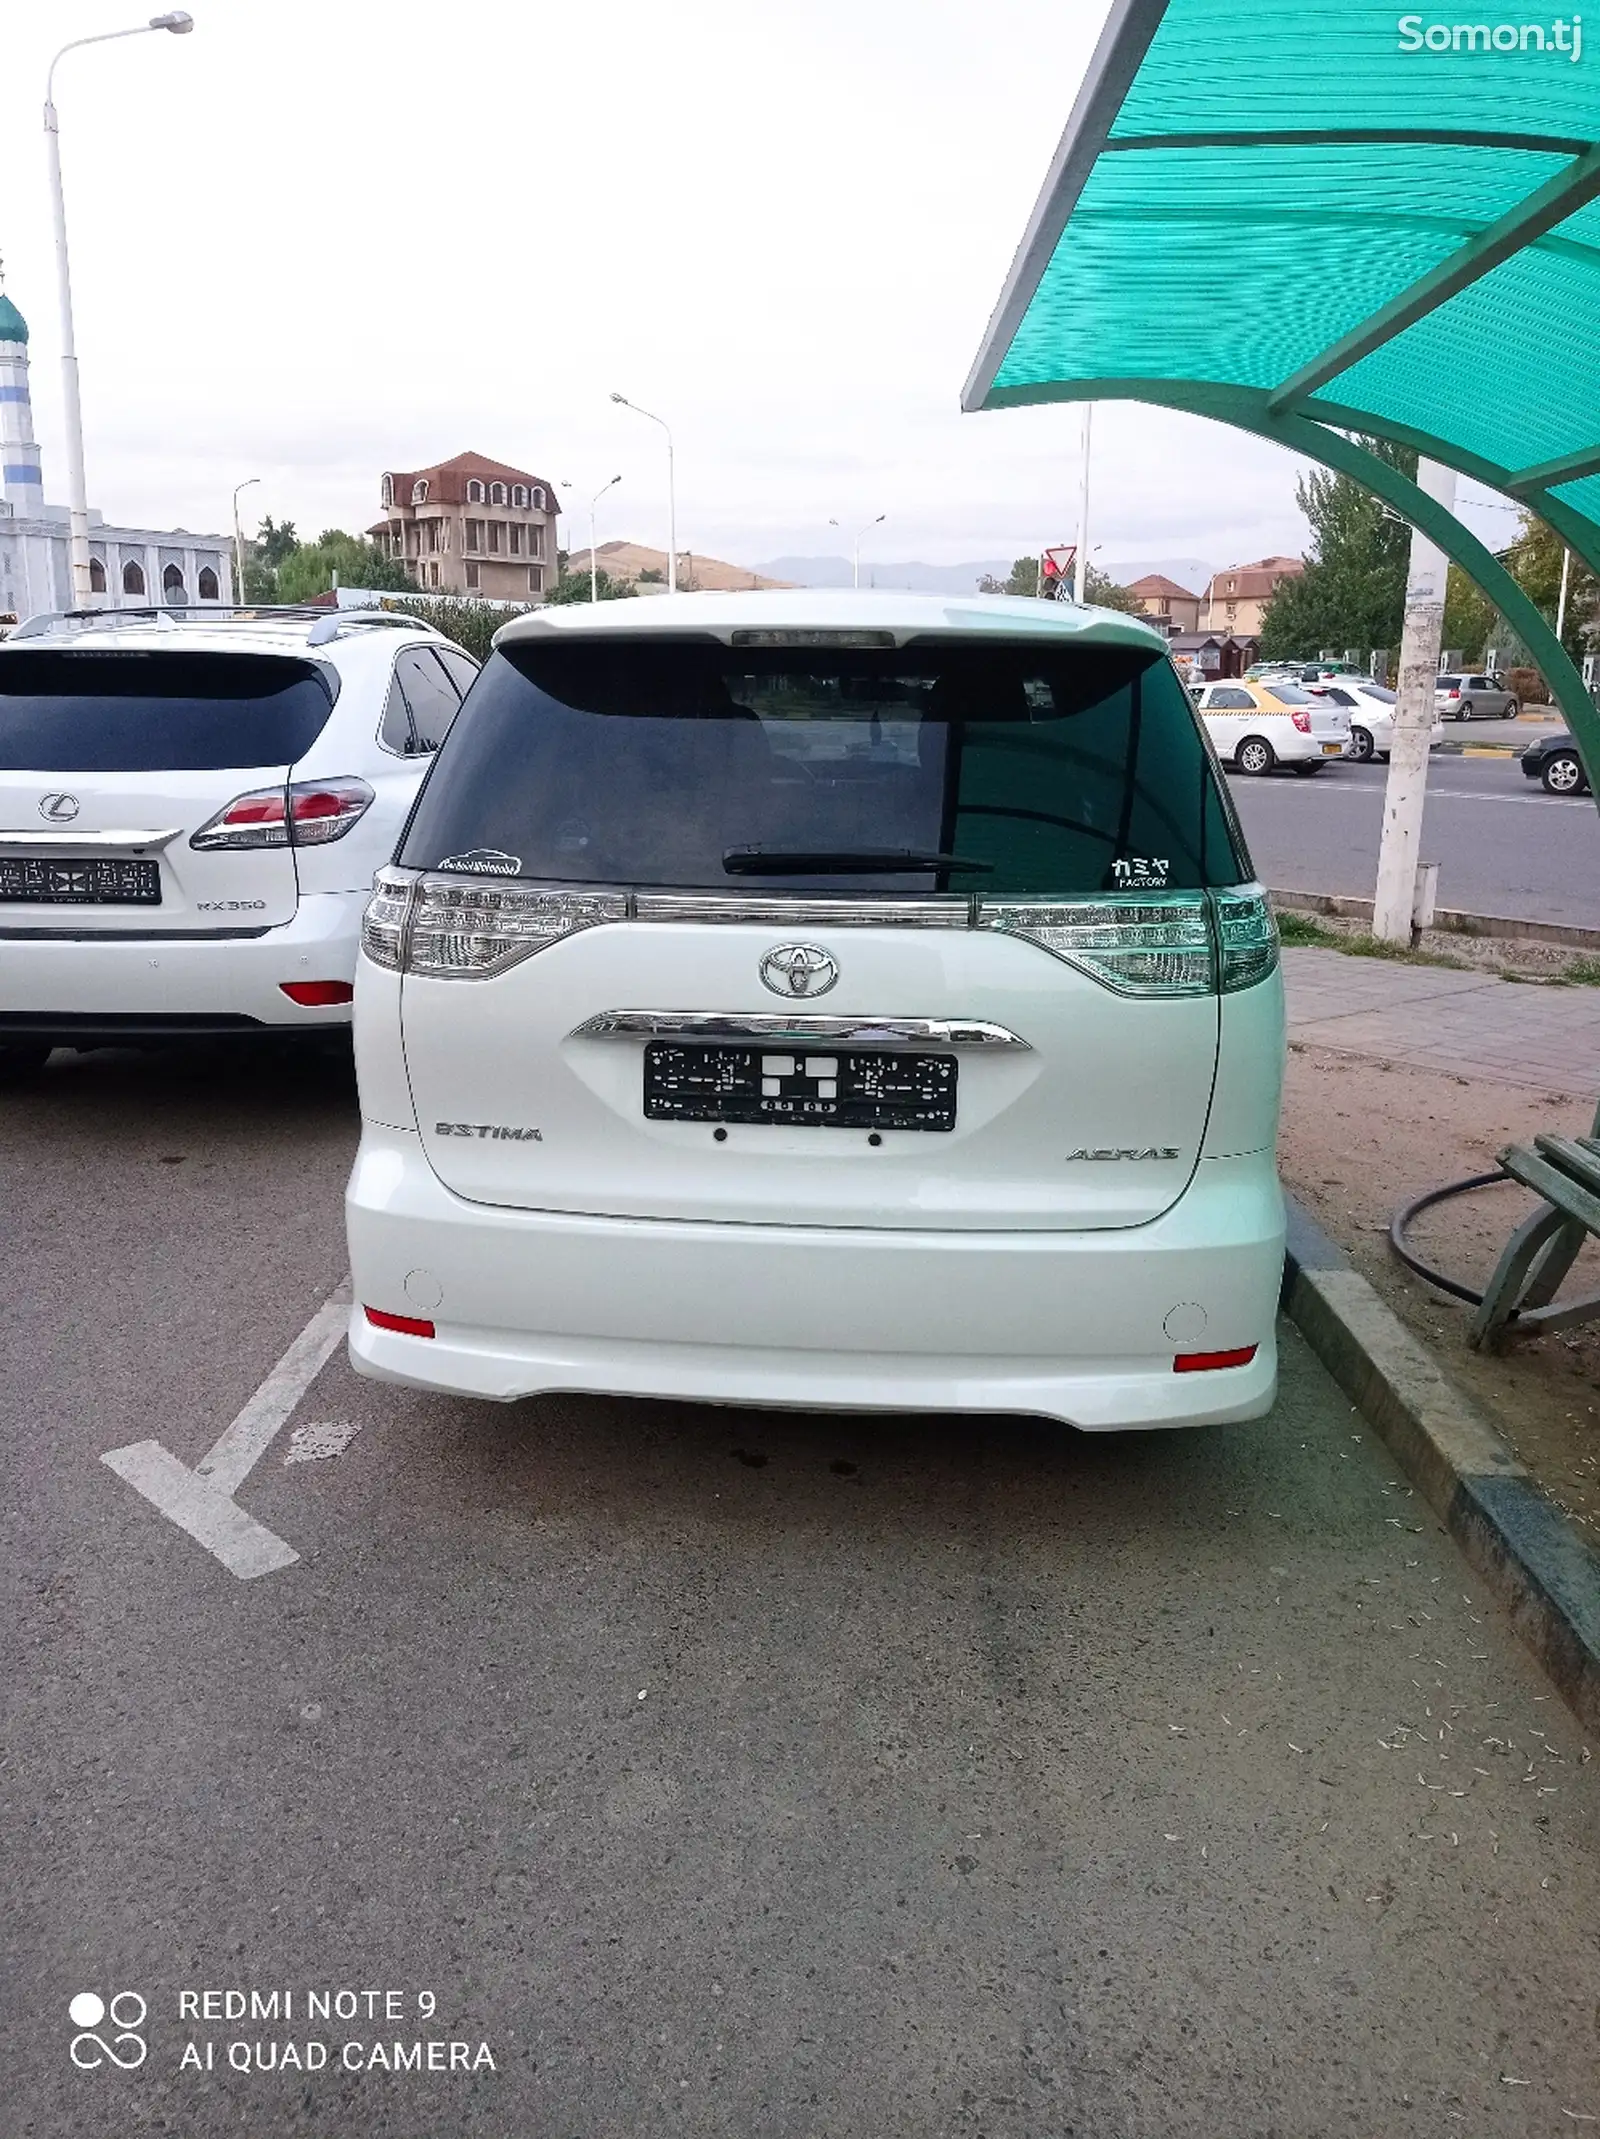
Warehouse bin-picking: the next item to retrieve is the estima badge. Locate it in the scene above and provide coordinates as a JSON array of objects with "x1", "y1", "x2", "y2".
[{"x1": 759, "y1": 944, "x2": 839, "y2": 999}]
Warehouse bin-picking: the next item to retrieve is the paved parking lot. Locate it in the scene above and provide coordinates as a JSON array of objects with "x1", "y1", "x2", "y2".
[{"x1": 7, "y1": 1048, "x2": 1600, "y2": 2137}]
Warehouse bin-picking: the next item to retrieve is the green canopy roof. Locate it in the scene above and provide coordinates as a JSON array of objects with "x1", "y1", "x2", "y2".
[{"x1": 963, "y1": 0, "x2": 1600, "y2": 571}]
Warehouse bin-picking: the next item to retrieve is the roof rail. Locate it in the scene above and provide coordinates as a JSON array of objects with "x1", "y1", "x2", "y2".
[{"x1": 5, "y1": 602, "x2": 438, "y2": 645}]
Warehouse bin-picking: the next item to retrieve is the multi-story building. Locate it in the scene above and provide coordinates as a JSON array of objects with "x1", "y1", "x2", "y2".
[
  {"x1": 0, "y1": 280, "x2": 232, "y2": 625},
  {"x1": 1126, "y1": 572, "x2": 1202, "y2": 633},
  {"x1": 368, "y1": 452, "x2": 561, "y2": 602},
  {"x1": 1201, "y1": 555, "x2": 1304, "y2": 636}
]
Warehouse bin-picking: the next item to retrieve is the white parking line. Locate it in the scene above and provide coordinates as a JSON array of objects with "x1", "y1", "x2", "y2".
[{"x1": 100, "y1": 1282, "x2": 350, "y2": 1580}]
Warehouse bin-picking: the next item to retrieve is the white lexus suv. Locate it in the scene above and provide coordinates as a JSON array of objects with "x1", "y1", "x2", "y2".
[
  {"x1": 347, "y1": 592, "x2": 1286, "y2": 1432},
  {"x1": 0, "y1": 604, "x2": 476, "y2": 1071}
]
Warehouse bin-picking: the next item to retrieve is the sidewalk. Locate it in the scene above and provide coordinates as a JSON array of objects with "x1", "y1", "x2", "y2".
[
  {"x1": 1285, "y1": 945, "x2": 1600, "y2": 1096},
  {"x1": 1278, "y1": 946, "x2": 1600, "y2": 1553}
]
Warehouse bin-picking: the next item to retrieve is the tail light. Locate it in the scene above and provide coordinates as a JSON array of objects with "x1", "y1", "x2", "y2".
[
  {"x1": 1174, "y1": 1344, "x2": 1258, "y2": 1373},
  {"x1": 191, "y1": 777, "x2": 375, "y2": 850},
  {"x1": 1291, "y1": 709, "x2": 1312, "y2": 733},
  {"x1": 279, "y1": 980, "x2": 355, "y2": 1006},
  {"x1": 361, "y1": 867, "x2": 624, "y2": 978},
  {"x1": 1445, "y1": 687, "x2": 1461, "y2": 700},
  {"x1": 359, "y1": 873, "x2": 1280, "y2": 997},
  {"x1": 364, "y1": 1305, "x2": 434, "y2": 1339}
]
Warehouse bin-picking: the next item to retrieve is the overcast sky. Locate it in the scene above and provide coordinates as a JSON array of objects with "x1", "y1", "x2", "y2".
[{"x1": 1, "y1": 0, "x2": 1520, "y2": 581}]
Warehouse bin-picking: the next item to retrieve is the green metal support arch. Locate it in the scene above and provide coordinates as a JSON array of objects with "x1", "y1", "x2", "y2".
[{"x1": 979, "y1": 375, "x2": 1600, "y2": 785}]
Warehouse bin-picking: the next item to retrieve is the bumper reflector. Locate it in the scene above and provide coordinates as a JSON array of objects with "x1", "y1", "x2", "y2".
[
  {"x1": 1173, "y1": 1345, "x2": 1258, "y2": 1374},
  {"x1": 280, "y1": 980, "x2": 355, "y2": 1006},
  {"x1": 364, "y1": 1305, "x2": 435, "y2": 1339}
]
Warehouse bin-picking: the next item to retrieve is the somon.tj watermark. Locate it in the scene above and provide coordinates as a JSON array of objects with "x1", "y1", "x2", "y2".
[{"x1": 1398, "y1": 12, "x2": 1584, "y2": 56}]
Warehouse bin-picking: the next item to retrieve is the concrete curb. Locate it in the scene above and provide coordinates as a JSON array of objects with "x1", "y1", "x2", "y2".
[
  {"x1": 1269, "y1": 887, "x2": 1600, "y2": 952},
  {"x1": 1281, "y1": 1192, "x2": 1600, "y2": 1732}
]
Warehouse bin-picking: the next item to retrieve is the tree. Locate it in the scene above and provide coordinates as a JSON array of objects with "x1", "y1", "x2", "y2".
[
  {"x1": 387, "y1": 595, "x2": 531, "y2": 663},
  {"x1": 1256, "y1": 438, "x2": 1417, "y2": 660},
  {"x1": 255, "y1": 516, "x2": 298, "y2": 568},
  {"x1": 544, "y1": 567, "x2": 639, "y2": 605},
  {"x1": 274, "y1": 530, "x2": 413, "y2": 603}
]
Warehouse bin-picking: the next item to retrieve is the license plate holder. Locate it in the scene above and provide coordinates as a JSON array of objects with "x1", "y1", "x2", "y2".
[
  {"x1": 644, "y1": 1042, "x2": 957, "y2": 1132},
  {"x1": 0, "y1": 855, "x2": 161, "y2": 905}
]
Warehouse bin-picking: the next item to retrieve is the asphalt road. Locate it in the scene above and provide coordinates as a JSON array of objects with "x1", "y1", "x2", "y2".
[
  {"x1": 6, "y1": 1048, "x2": 1600, "y2": 2138},
  {"x1": 1228, "y1": 750, "x2": 1600, "y2": 929}
]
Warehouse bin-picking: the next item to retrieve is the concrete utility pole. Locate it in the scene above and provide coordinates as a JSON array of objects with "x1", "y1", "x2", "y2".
[{"x1": 1372, "y1": 457, "x2": 1456, "y2": 945}]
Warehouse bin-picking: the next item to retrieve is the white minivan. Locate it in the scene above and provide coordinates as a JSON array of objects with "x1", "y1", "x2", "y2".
[{"x1": 347, "y1": 592, "x2": 1286, "y2": 1431}]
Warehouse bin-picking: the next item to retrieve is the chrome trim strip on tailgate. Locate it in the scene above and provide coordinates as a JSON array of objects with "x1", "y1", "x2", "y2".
[
  {"x1": 569, "y1": 1010, "x2": 1030, "y2": 1049},
  {"x1": 0, "y1": 827, "x2": 183, "y2": 853},
  {"x1": 630, "y1": 892, "x2": 970, "y2": 928}
]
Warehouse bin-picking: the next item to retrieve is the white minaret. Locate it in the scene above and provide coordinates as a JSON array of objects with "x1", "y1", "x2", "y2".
[{"x1": 0, "y1": 266, "x2": 44, "y2": 519}]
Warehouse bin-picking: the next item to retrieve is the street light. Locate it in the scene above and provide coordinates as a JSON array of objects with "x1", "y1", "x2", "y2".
[
  {"x1": 589, "y1": 475, "x2": 621, "y2": 603},
  {"x1": 45, "y1": 12, "x2": 194, "y2": 607},
  {"x1": 610, "y1": 393, "x2": 675, "y2": 592},
  {"x1": 231, "y1": 477, "x2": 260, "y2": 607},
  {"x1": 830, "y1": 513, "x2": 885, "y2": 590}
]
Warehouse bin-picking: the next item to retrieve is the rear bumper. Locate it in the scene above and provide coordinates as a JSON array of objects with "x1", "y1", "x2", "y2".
[
  {"x1": 345, "y1": 1127, "x2": 1285, "y2": 1430},
  {"x1": 0, "y1": 890, "x2": 366, "y2": 1042}
]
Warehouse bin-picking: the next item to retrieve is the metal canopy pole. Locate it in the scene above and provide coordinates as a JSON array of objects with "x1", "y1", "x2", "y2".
[{"x1": 1373, "y1": 458, "x2": 1454, "y2": 944}]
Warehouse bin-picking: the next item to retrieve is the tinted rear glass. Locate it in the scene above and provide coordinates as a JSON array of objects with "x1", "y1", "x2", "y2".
[
  {"x1": 402, "y1": 638, "x2": 1249, "y2": 896},
  {"x1": 1263, "y1": 684, "x2": 1316, "y2": 705},
  {"x1": 0, "y1": 651, "x2": 335, "y2": 772}
]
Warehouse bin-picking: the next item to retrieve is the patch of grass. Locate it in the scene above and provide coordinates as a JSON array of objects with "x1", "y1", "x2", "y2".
[
  {"x1": 1275, "y1": 911, "x2": 1341, "y2": 948},
  {"x1": 1539, "y1": 956, "x2": 1600, "y2": 987},
  {"x1": 1272, "y1": 908, "x2": 1467, "y2": 968}
]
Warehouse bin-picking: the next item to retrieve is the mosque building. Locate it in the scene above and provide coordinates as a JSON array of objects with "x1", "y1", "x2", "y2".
[{"x1": 0, "y1": 276, "x2": 232, "y2": 625}]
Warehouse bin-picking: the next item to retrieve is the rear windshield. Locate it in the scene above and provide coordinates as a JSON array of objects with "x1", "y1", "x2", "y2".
[
  {"x1": 1437, "y1": 676, "x2": 1461, "y2": 689},
  {"x1": 401, "y1": 638, "x2": 1249, "y2": 896},
  {"x1": 1262, "y1": 684, "x2": 1316, "y2": 705},
  {"x1": 0, "y1": 651, "x2": 336, "y2": 772}
]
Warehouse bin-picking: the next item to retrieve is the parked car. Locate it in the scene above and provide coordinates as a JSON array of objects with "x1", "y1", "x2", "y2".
[
  {"x1": 346, "y1": 591, "x2": 1286, "y2": 1433},
  {"x1": 1436, "y1": 672, "x2": 1520, "y2": 719},
  {"x1": 0, "y1": 604, "x2": 477, "y2": 1074},
  {"x1": 1306, "y1": 680, "x2": 1444, "y2": 762},
  {"x1": 1193, "y1": 678, "x2": 1351, "y2": 773},
  {"x1": 1519, "y1": 730, "x2": 1592, "y2": 795}
]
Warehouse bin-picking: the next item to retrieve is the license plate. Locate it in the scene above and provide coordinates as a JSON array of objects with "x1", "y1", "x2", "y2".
[
  {"x1": 1321, "y1": 742, "x2": 1343, "y2": 755},
  {"x1": 0, "y1": 855, "x2": 161, "y2": 905},
  {"x1": 644, "y1": 1043, "x2": 957, "y2": 1132}
]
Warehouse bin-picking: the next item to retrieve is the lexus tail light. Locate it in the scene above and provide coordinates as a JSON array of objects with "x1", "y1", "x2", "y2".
[{"x1": 191, "y1": 777, "x2": 375, "y2": 850}]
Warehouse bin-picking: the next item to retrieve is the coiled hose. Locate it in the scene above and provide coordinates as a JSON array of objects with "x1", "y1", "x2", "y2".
[{"x1": 1387, "y1": 1168, "x2": 1516, "y2": 1306}]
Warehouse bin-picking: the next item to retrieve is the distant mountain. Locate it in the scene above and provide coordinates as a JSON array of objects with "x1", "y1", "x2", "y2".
[
  {"x1": 758, "y1": 554, "x2": 1220, "y2": 597},
  {"x1": 756, "y1": 556, "x2": 1012, "y2": 594}
]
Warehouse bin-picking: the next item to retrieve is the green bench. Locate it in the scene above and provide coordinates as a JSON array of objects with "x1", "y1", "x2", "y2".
[{"x1": 1471, "y1": 1122, "x2": 1600, "y2": 1351}]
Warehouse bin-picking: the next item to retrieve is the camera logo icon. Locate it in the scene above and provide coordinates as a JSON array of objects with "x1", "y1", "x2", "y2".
[{"x1": 69, "y1": 1991, "x2": 147, "y2": 2070}]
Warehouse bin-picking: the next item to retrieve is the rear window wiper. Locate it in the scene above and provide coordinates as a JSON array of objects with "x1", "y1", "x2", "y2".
[{"x1": 723, "y1": 846, "x2": 993, "y2": 876}]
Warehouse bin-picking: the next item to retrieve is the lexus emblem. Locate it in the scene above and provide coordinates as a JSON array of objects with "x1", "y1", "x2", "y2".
[
  {"x1": 759, "y1": 943, "x2": 839, "y2": 999},
  {"x1": 38, "y1": 791, "x2": 80, "y2": 823}
]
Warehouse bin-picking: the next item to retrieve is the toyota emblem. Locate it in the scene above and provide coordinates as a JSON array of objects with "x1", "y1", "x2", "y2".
[
  {"x1": 759, "y1": 943, "x2": 839, "y2": 999},
  {"x1": 38, "y1": 791, "x2": 80, "y2": 823}
]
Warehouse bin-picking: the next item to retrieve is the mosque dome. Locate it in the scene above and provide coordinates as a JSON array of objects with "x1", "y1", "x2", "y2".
[{"x1": 0, "y1": 292, "x2": 27, "y2": 344}]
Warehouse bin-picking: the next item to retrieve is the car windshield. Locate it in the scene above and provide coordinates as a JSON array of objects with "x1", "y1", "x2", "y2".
[
  {"x1": 1263, "y1": 684, "x2": 1316, "y2": 705},
  {"x1": 0, "y1": 650, "x2": 336, "y2": 772},
  {"x1": 401, "y1": 637, "x2": 1249, "y2": 896},
  {"x1": 1437, "y1": 676, "x2": 1462, "y2": 690},
  {"x1": 1362, "y1": 685, "x2": 1397, "y2": 703}
]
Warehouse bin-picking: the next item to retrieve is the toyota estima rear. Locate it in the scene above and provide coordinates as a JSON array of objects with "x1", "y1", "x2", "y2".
[{"x1": 348, "y1": 592, "x2": 1286, "y2": 1429}]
